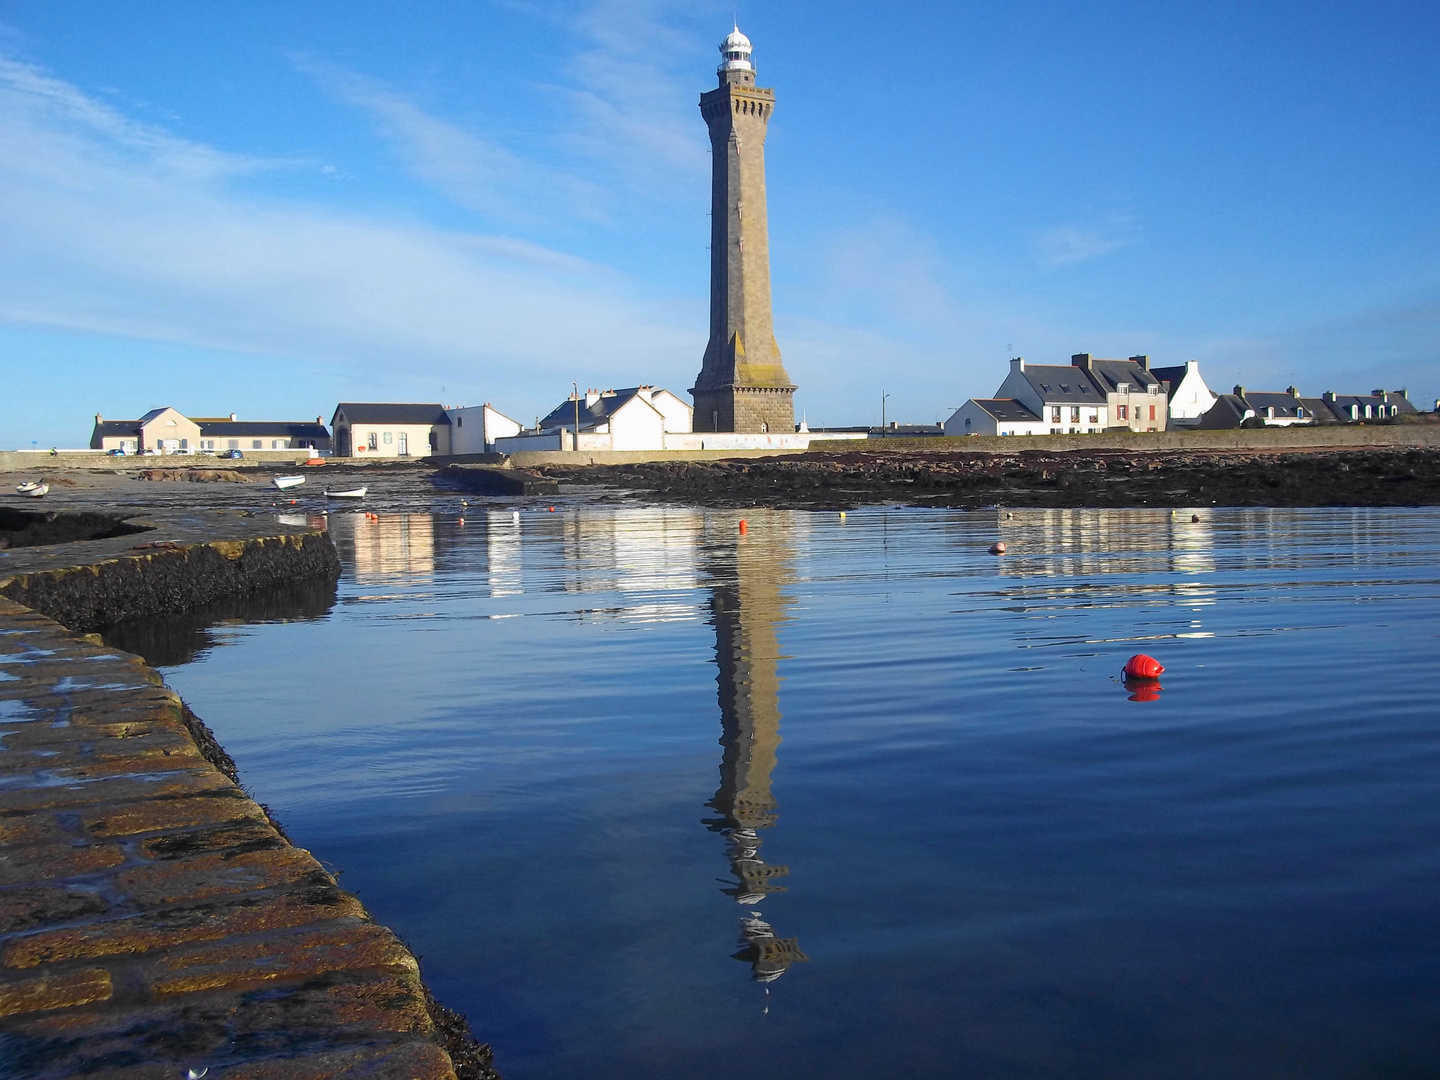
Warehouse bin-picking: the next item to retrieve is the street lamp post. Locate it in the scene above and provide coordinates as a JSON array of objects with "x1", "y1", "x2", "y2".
[{"x1": 881, "y1": 391, "x2": 891, "y2": 438}]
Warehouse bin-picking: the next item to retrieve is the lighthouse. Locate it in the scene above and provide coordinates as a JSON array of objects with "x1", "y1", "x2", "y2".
[{"x1": 691, "y1": 27, "x2": 796, "y2": 434}]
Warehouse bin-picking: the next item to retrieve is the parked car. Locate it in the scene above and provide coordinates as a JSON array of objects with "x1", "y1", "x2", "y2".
[
  {"x1": 219, "y1": 449, "x2": 244, "y2": 459},
  {"x1": 106, "y1": 447, "x2": 127, "y2": 456}
]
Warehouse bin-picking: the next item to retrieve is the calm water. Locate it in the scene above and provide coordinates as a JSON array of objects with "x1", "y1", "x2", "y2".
[{"x1": 107, "y1": 505, "x2": 1440, "y2": 1079}]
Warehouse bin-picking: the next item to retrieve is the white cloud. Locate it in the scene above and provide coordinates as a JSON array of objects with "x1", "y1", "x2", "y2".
[
  {"x1": 1033, "y1": 215, "x2": 1138, "y2": 267},
  {"x1": 0, "y1": 53, "x2": 703, "y2": 416},
  {"x1": 293, "y1": 54, "x2": 610, "y2": 224}
]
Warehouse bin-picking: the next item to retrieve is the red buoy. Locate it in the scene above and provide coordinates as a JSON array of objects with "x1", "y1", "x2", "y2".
[
  {"x1": 1123, "y1": 654, "x2": 1165, "y2": 679},
  {"x1": 739, "y1": 519, "x2": 748, "y2": 534},
  {"x1": 989, "y1": 542, "x2": 1006, "y2": 555}
]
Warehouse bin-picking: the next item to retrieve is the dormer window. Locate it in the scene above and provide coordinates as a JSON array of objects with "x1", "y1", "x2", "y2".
[
  {"x1": 1040, "y1": 384, "x2": 1052, "y2": 392},
  {"x1": 1116, "y1": 383, "x2": 1129, "y2": 394},
  {"x1": 1060, "y1": 384, "x2": 1070, "y2": 393}
]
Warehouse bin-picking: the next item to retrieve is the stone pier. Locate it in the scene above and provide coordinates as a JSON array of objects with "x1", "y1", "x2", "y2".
[{"x1": 0, "y1": 511, "x2": 487, "y2": 1079}]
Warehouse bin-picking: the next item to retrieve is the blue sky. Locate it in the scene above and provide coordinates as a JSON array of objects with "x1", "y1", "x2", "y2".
[{"x1": 1, "y1": 0, "x2": 1435, "y2": 446}]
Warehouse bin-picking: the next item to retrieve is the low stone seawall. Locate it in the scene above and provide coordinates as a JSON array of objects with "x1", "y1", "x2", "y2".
[
  {"x1": 0, "y1": 512, "x2": 493, "y2": 1079},
  {"x1": 810, "y1": 422, "x2": 1440, "y2": 455}
]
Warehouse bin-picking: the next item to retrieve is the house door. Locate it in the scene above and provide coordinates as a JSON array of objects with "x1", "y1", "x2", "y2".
[{"x1": 397, "y1": 432, "x2": 408, "y2": 456}]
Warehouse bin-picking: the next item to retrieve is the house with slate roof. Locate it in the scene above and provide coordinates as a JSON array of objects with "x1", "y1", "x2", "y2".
[
  {"x1": 495, "y1": 386, "x2": 693, "y2": 453},
  {"x1": 992, "y1": 358, "x2": 1110, "y2": 434},
  {"x1": 1319, "y1": 390, "x2": 1419, "y2": 423},
  {"x1": 90, "y1": 408, "x2": 330, "y2": 454},
  {"x1": 330, "y1": 403, "x2": 451, "y2": 457},
  {"x1": 1069, "y1": 354, "x2": 1169, "y2": 431},
  {"x1": 942, "y1": 398, "x2": 1047, "y2": 437}
]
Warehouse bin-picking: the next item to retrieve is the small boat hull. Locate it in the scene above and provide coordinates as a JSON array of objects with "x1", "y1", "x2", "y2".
[
  {"x1": 324, "y1": 487, "x2": 368, "y2": 499},
  {"x1": 20, "y1": 483, "x2": 49, "y2": 498},
  {"x1": 272, "y1": 476, "x2": 306, "y2": 490}
]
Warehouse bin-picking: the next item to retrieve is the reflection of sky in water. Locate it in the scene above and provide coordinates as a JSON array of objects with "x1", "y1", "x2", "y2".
[{"x1": 147, "y1": 506, "x2": 1440, "y2": 1080}]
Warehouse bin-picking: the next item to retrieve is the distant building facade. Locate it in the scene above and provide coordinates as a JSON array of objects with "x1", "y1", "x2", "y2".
[
  {"x1": 494, "y1": 386, "x2": 693, "y2": 454},
  {"x1": 1197, "y1": 386, "x2": 1418, "y2": 429},
  {"x1": 330, "y1": 403, "x2": 450, "y2": 457},
  {"x1": 690, "y1": 28, "x2": 796, "y2": 435},
  {"x1": 1149, "y1": 360, "x2": 1217, "y2": 426},
  {"x1": 90, "y1": 407, "x2": 329, "y2": 454},
  {"x1": 446, "y1": 404, "x2": 523, "y2": 455},
  {"x1": 945, "y1": 354, "x2": 1172, "y2": 437}
]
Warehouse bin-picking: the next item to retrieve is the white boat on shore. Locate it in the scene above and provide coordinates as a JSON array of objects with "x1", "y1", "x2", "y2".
[
  {"x1": 272, "y1": 476, "x2": 306, "y2": 490},
  {"x1": 15, "y1": 482, "x2": 48, "y2": 497},
  {"x1": 324, "y1": 487, "x2": 367, "y2": 499}
]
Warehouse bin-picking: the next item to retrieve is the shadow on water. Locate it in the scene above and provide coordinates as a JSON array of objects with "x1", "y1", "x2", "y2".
[{"x1": 99, "y1": 575, "x2": 339, "y2": 668}]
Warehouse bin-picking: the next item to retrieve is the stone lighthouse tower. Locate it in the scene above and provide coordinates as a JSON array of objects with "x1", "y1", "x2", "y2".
[{"x1": 691, "y1": 27, "x2": 796, "y2": 434}]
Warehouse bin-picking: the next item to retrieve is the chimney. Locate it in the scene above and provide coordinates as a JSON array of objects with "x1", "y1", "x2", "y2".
[
  {"x1": 1397, "y1": 388, "x2": 1408, "y2": 400},
  {"x1": 95, "y1": 413, "x2": 102, "y2": 423},
  {"x1": 1372, "y1": 389, "x2": 1385, "y2": 399},
  {"x1": 1129, "y1": 354, "x2": 1150, "y2": 371},
  {"x1": 315, "y1": 416, "x2": 322, "y2": 425},
  {"x1": 1071, "y1": 353, "x2": 1092, "y2": 373},
  {"x1": 1322, "y1": 391, "x2": 1336, "y2": 403},
  {"x1": 1187, "y1": 359, "x2": 1198, "y2": 372},
  {"x1": 1287, "y1": 386, "x2": 1300, "y2": 399},
  {"x1": 229, "y1": 412, "x2": 237, "y2": 422},
  {"x1": 585, "y1": 388, "x2": 601, "y2": 407},
  {"x1": 1234, "y1": 385, "x2": 1245, "y2": 397},
  {"x1": 1010, "y1": 356, "x2": 1026, "y2": 374}
]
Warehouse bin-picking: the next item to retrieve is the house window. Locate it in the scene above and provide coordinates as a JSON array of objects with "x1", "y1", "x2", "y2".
[
  {"x1": 964, "y1": 418, "x2": 972, "y2": 430},
  {"x1": 1118, "y1": 405, "x2": 1128, "y2": 420},
  {"x1": 760, "y1": 422, "x2": 768, "y2": 433},
  {"x1": 1050, "y1": 428, "x2": 1061, "y2": 434},
  {"x1": 383, "y1": 431, "x2": 393, "y2": 444},
  {"x1": 1363, "y1": 405, "x2": 1372, "y2": 418},
  {"x1": 456, "y1": 415, "x2": 463, "y2": 427},
  {"x1": 272, "y1": 440, "x2": 285, "y2": 449},
  {"x1": 200, "y1": 439, "x2": 214, "y2": 450},
  {"x1": 1070, "y1": 407, "x2": 1080, "y2": 422},
  {"x1": 179, "y1": 439, "x2": 188, "y2": 449},
  {"x1": 1088, "y1": 412, "x2": 1098, "y2": 424},
  {"x1": 1296, "y1": 407, "x2": 1305, "y2": 418},
  {"x1": 1051, "y1": 407, "x2": 1061, "y2": 423},
  {"x1": 368, "y1": 432, "x2": 378, "y2": 450}
]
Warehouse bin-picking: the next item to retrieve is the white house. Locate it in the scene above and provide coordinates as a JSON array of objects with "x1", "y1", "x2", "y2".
[
  {"x1": 1149, "y1": 360, "x2": 1217, "y2": 426},
  {"x1": 447, "y1": 404, "x2": 523, "y2": 455},
  {"x1": 494, "y1": 386, "x2": 692, "y2": 453},
  {"x1": 992, "y1": 358, "x2": 1110, "y2": 434},
  {"x1": 942, "y1": 399, "x2": 1048, "y2": 437}
]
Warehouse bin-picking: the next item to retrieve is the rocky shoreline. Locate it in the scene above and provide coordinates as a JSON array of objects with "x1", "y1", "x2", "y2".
[{"x1": 540, "y1": 445, "x2": 1440, "y2": 509}]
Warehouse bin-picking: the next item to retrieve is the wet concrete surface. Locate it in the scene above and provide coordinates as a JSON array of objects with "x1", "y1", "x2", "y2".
[{"x1": 0, "y1": 598, "x2": 467, "y2": 1078}]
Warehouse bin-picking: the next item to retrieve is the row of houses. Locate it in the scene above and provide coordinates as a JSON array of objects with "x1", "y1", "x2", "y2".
[
  {"x1": 89, "y1": 363, "x2": 1425, "y2": 459},
  {"x1": 941, "y1": 353, "x2": 1420, "y2": 436}
]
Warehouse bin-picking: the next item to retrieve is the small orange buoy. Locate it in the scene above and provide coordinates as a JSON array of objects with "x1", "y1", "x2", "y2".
[
  {"x1": 458, "y1": 517, "x2": 465, "y2": 524},
  {"x1": 989, "y1": 542, "x2": 1006, "y2": 555},
  {"x1": 738, "y1": 519, "x2": 748, "y2": 534},
  {"x1": 1123, "y1": 654, "x2": 1165, "y2": 679},
  {"x1": 549, "y1": 506, "x2": 555, "y2": 512},
  {"x1": 290, "y1": 500, "x2": 297, "y2": 505}
]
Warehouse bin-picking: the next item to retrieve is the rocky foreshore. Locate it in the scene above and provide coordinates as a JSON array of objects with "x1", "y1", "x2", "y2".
[{"x1": 540, "y1": 445, "x2": 1440, "y2": 509}]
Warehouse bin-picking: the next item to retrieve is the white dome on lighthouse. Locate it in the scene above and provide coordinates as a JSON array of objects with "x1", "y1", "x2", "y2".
[{"x1": 718, "y1": 26, "x2": 753, "y2": 73}]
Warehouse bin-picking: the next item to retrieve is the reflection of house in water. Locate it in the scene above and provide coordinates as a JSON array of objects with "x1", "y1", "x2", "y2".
[
  {"x1": 997, "y1": 508, "x2": 1218, "y2": 580},
  {"x1": 346, "y1": 514, "x2": 437, "y2": 581},
  {"x1": 702, "y1": 512, "x2": 808, "y2": 983},
  {"x1": 556, "y1": 507, "x2": 705, "y2": 624},
  {"x1": 485, "y1": 511, "x2": 524, "y2": 598}
]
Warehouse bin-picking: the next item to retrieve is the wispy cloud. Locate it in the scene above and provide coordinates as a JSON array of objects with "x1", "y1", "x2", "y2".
[
  {"x1": 1034, "y1": 214, "x2": 1138, "y2": 267},
  {"x1": 292, "y1": 53, "x2": 608, "y2": 224},
  {"x1": 0, "y1": 53, "x2": 701, "y2": 412}
]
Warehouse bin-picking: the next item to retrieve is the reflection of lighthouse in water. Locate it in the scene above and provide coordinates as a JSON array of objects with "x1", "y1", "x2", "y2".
[{"x1": 703, "y1": 513, "x2": 808, "y2": 983}]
